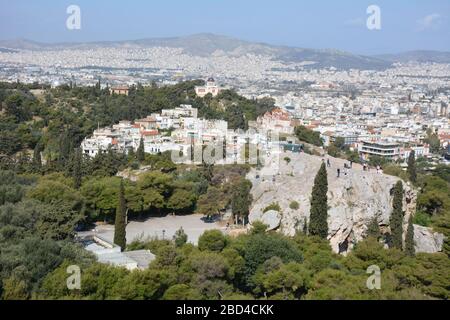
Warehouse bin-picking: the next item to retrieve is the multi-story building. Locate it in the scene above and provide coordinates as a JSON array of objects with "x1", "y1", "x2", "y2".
[
  {"x1": 162, "y1": 104, "x2": 198, "y2": 119},
  {"x1": 359, "y1": 140, "x2": 401, "y2": 161},
  {"x1": 402, "y1": 144, "x2": 430, "y2": 161}
]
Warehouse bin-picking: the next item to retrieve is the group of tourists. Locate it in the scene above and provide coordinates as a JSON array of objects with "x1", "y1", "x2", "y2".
[{"x1": 323, "y1": 157, "x2": 384, "y2": 178}]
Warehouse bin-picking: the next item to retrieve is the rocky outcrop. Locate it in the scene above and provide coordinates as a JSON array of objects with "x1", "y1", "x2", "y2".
[
  {"x1": 414, "y1": 225, "x2": 445, "y2": 253},
  {"x1": 258, "y1": 210, "x2": 281, "y2": 231},
  {"x1": 117, "y1": 166, "x2": 153, "y2": 181},
  {"x1": 248, "y1": 152, "x2": 426, "y2": 254}
]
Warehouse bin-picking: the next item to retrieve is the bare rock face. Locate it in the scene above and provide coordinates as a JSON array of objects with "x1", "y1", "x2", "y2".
[
  {"x1": 259, "y1": 210, "x2": 281, "y2": 231},
  {"x1": 248, "y1": 152, "x2": 423, "y2": 254},
  {"x1": 414, "y1": 225, "x2": 445, "y2": 253}
]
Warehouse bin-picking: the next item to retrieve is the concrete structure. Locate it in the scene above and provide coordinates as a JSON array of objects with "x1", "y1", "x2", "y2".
[
  {"x1": 79, "y1": 234, "x2": 155, "y2": 270},
  {"x1": 359, "y1": 140, "x2": 401, "y2": 161}
]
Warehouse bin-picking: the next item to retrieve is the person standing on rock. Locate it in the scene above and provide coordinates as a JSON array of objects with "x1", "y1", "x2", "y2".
[
  {"x1": 327, "y1": 159, "x2": 331, "y2": 167},
  {"x1": 337, "y1": 168, "x2": 340, "y2": 178}
]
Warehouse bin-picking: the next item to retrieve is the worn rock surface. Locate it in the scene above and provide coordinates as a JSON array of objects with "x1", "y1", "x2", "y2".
[
  {"x1": 259, "y1": 210, "x2": 281, "y2": 231},
  {"x1": 414, "y1": 224, "x2": 445, "y2": 253},
  {"x1": 248, "y1": 151, "x2": 424, "y2": 253}
]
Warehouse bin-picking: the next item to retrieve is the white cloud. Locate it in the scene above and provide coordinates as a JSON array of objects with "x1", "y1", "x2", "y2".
[{"x1": 417, "y1": 13, "x2": 442, "y2": 31}]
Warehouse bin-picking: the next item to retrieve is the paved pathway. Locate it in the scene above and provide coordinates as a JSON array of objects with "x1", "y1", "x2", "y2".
[{"x1": 94, "y1": 214, "x2": 225, "y2": 245}]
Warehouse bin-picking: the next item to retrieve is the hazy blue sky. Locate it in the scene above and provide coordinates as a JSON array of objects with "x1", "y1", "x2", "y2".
[{"x1": 0, "y1": 0, "x2": 449, "y2": 54}]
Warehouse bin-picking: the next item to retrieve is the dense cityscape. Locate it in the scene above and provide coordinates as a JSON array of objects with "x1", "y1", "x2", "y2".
[{"x1": 2, "y1": 43, "x2": 449, "y2": 166}]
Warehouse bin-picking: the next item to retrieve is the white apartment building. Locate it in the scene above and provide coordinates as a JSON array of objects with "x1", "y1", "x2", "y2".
[
  {"x1": 402, "y1": 145, "x2": 430, "y2": 161},
  {"x1": 161, "y1": 104, "x2": 198, "y2": 119}
]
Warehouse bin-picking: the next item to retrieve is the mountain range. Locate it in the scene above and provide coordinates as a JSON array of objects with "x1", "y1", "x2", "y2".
[{"x1": 1, "y1": 33, "x2": 450, "y2": 70}]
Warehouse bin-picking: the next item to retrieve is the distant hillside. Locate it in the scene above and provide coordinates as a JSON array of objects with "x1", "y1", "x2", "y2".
[
  {"x1": 375, "y1": 50, "x2": 450, "y2": 64},
  {"x1": 0, "y1": 47, "x2": 18, "y2": 53},
  {"x1": 0, "y1": 33, "x2": 411, "y2": 70}
]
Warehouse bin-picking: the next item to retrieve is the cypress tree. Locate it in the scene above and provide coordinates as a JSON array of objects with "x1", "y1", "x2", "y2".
[
  {"x1": 405, "y1": 216, "x2": 415, "y2": 256},
  {"x1": 58, "y1": 132, "x2": 72, "y2": 166},
  {"x1": 128, "y1": 147, "x2": 136, "y2": 160},
  {"x1": 114, "y1": 179, "x2": 127, "y2": 251},
  {"x1": 73, "y1": 148, "x2": 82, "y2": 189},
  {"x1": 137, "y1": 137, "x2": 145, "y2": 162},
  {"x1": 367, "y1": 217, "x2": 380, "y2": 239},
  {"x1": 390, "y1": 181, "x2": 404, "y2": 249},
  {"x1": 309, "y1": 163, "x2": 329, "y2": 239},
  {"x1": 32, "y1": 144, "x2": 42, "y2": 173},
  {"x1": 407, "y1": 150, "x2": 417, "y2": 183}
]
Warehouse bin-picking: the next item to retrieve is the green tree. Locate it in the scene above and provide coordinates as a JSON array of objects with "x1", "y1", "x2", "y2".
[
  {"x1": 242, "y1": 233, "x2": 303, "y2": 286},
  {"x1": 58, "y1": 132, "x2": 72, "y2": 166},
  {"x1": 231, "y1": 179, "x2": 253, "y2": 225},
  {"x1": 137, "y1": 137, "x2": 145, "y2": 162},
  {"x1": 28, "y1": 178, "x2": 84, "y2": 212},
  {"x1": 163, "y1": 284, "x2": 202, "y2": 300},
  {"x1": 407, "y1": 150, "x2": 417, "y2": 183},
  {"x1": 425, "y1": 129, "x2": 441, "y2": 154},
  {"x1": 294, "y1": 126, "x2": 323, "y2": 146},
  {"x1": 198, "y1": 230, "x2": 227, "y2": 252},
  {"x1": 114, "y1": 179, "x2": 127, "y2": 251},
  {"x1": 390, "y1": 181, "x2": 404, "y2": 250},
  {"x1": 174, "y1": 227, "x2": 188, "y2": 248},
  {"x1": 81, "y1": 176, "x2": 121, "y2": 219},
  {"x1": 32, "y1": 144, "x2": 42, "y2": 173},
  {"x1": 309, "y1": 163, "x2": 328, "y2": 239},
  {"x1": 197, "y1": 186, "x2": 226, "y2": 219},
  {"x1": 137, "y1": 171, "x2": 173, "y2": 212},
  {"x1": 405, "y1": 216, "x2": 415, "y2": 256},
  {"x1": 166, "y1": 189, "x2": 196, "y2": 214},
  {"x1": 225, "y1": 105, "x2": 247, "y2": 130},
  {"x1": 368, "y1": 155, "x2": 389, "y2": 168},
  {"x1": 367, "y1": 217, "x2": 380, "y2": 239},
  {"x1": 333, "y1": 137, "x2": 346, "y2": 151},
  {"x1": 73, "y1": 148, "x2": 83, "y2": 189},
  {"x1": 250, "y1": 221, "x2": 269, "y2": 235}
]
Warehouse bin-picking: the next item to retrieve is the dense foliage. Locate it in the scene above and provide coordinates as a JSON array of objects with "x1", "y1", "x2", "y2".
[
  {"x1": 37, "y1": 232, "x2": 450, "y2": 300},
  {"x1": 294, "y1": 126, "x2": 323, "y2": 147}
]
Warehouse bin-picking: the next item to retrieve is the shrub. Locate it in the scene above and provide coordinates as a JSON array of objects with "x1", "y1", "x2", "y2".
[
  {"x1": 289, "y1": 201, "x2": 299, "y2": 210},
  {"x1": 263, "y1": 203, "x2": 281, "y2": 213},
  {"x1": 413, "y1": 211, "x2": 431, "y2": 227},
  {"x1": 198, "y1": 230, "x2": 228, "y2": 252}
]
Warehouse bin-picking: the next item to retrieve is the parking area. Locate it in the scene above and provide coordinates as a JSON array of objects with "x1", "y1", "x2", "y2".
[{"x1": 94, "y1": 214, "x2": 226, "y2": 245}]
